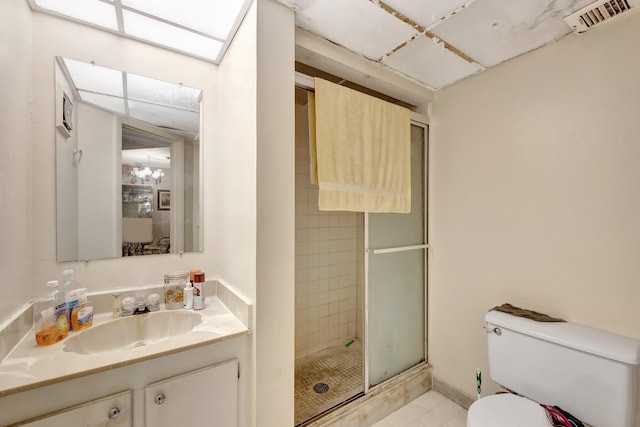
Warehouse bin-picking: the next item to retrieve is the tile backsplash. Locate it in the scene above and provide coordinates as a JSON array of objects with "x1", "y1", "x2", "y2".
[{"x1": 295, "y1": 104, "x2": 363, "y2": 359}]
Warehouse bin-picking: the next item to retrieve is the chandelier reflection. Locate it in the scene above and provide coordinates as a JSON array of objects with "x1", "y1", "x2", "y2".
[{"x1": 130, "y1": 166, "x2": 165, "y2": 184}]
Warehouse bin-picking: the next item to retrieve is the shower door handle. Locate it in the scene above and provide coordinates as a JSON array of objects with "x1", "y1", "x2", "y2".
[{"x1": 368, "y1": 244, "x2": 428, "y2": 255}]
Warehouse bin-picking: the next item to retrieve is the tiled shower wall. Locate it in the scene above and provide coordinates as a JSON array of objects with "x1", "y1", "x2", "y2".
[{"x1": 295, "y1": 103, "x2": 364, "y2": 359}]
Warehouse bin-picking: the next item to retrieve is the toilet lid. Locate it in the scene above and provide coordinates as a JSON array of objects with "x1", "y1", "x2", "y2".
[{"x1": 467, "y1": 394, "x2": 550, "y2": 427}]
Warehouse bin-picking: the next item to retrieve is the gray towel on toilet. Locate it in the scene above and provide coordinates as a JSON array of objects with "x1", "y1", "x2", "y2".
[{"x1": 491, "y1": 303, "x2": 566, "y2": 323}]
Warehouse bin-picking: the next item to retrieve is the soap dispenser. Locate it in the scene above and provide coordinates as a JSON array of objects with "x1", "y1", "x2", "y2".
[
  {"x1": 62, "y1": 269, "x2": 81, "y2": 330},
  {"x1": 71, "y1": 288, "x2": 94, "y2": 331},
  {"x1": 34, "y1": 280, "x2": 69, "y2": 346}
]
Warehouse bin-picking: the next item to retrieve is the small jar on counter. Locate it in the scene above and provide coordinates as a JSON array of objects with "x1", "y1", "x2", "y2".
[{"x1": 164, "y1": 271, "x2": 188, "y2": 309}]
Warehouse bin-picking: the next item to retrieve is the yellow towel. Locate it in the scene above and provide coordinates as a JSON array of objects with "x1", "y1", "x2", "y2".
[{"x1": 310, "y1": 78, "x2": 411, "y2": 213}]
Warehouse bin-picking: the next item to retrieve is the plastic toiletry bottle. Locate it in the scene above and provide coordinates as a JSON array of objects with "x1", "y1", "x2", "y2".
[
  {"x1": 71, "y1": 288, "x2": 94, "y2": 331},
  {"x1": 189, "y1": 269, "x2": 202, "y2": 283},
  {"x1": 35, "y1": 280, "x2": 69, "y2": 346},
  {"x1": 184, "y1": 281, "x2": 194, "y2": 310},
  {"x1": 193, "y1": 271, "x2": 206, "y2": 310},
  {"x1": 62, "y1": 269, "x2": 81, "y2": 330}
]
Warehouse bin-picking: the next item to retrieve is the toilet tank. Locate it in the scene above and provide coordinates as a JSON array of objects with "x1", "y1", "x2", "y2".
[{"x1": 485, "y1": 310, "x2": 640, "y2": 427}]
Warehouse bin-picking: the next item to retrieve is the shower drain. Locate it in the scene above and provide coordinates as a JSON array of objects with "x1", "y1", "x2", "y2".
[{"x1": 313, "y1": 383, "x2": 329, "y2": 394}]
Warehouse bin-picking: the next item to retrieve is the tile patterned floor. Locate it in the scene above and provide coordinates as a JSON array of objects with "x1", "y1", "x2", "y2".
[
  {"x1": 372, "y1": 391, "x2": 467, "y2": 427},
  {"x1": 295, "y1": 340, "x2": 364, "y2": 425}
]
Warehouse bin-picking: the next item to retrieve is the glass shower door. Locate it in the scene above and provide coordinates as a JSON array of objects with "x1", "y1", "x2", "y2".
[{"x1": 366, "y1": 124, "x2": 427, "y2": 388}]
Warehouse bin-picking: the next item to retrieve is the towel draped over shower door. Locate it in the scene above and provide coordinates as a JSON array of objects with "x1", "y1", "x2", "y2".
[{"x1": 309, "y1": 77, "x2": 411, "y2": 213}]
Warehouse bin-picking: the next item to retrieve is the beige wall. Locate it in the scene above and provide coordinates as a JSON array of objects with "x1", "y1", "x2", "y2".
[
  {"x1": 0, "y1": 0, "x2": 32, "y2": 319},
  {"x1": 255, "y1": 1, "x2": 295, "y2": 426},
  {"x1": 430, "y1": 12, "x2": 640, "y2": 401}
]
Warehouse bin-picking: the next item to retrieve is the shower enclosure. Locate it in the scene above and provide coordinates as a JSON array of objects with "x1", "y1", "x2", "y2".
[{"x1": 294, "y1": 86, "x2": 428, "y2": 425}]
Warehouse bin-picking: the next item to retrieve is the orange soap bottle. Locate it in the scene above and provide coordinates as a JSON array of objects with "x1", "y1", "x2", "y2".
[
  {"x1": 35, "y1": 280, "x2": 69, "y2": 346},
  {"x1": 71, "y1": 288, "x2": 94, "y2": 331}
]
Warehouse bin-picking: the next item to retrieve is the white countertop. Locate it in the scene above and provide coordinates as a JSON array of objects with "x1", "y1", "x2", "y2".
[{"x1": 0, "y1": 295, "x2": 250, "y2": 397}]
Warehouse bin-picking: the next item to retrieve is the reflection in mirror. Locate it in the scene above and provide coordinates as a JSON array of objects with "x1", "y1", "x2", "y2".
[{"x1": 55, "y1": 57, "x2": 203, "y2": 262}]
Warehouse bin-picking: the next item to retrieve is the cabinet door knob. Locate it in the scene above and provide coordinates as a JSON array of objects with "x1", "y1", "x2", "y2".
[
  {"x1": 155, "y1": 393, "x2": 166, "y2": 405},
  {"x1": 107, "y1": 407, "x2": 121, "y2": 420}
]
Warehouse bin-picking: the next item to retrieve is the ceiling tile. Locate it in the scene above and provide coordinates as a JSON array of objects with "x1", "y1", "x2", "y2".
[
  {"x1": 381, "y1": 0, "x2": 471, "y2": 29},
  {"x1": 128, "y1": 101, "x2": 200, "y2": 134},
  {"x1": 430, "y1": 0, "x2": 595, "y2": 67},
  {"x1": 123, "y1": 10, "x2": 223, "y2": 61},
  {"x1": 78, "y1": 92, "x2": 127, "y2": 116},
  {"x1": 63, "y1": 58, "x2": 123, "y2": 97},
  {"x1": 293, "y1": 0, "x2": 417, "y2": 60},
  {"x1": 121, "y1": 0, "x2": 244, "y2": 40},
  {"x1": 382, "y1": 35, "x2": 483, "y2": 90},
  {"x1": 30, "y1": 0, "x2": 251, "y2": 64},
  {"x1": 127, "y1": 74, "x2": 201, "y2": 112},
  {"x1": 33, "y1": 0, "x2": 118, "y2": 31}
]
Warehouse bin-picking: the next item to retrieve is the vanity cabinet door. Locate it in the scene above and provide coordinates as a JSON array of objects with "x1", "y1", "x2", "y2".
[
  {"x1": 10, "y1": 390, "x2": 132, "y2": 427},
  {"x1": 144, "y1": 358, "x2": 238, "y2": 427}
]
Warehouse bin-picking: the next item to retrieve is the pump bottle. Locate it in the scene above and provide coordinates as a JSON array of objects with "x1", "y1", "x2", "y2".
[
  {"x1": 35, "y1": 280, "x2": 69, "y2": 346},
  {"x1": 71, "y1": 288, "x2": 94, "y2": 331},
  {"x1": 62, "y1": 269, "x2": 81, "y2": 331},
  {"x1": 184, "y1": 282, "x2": 194, "y2": 310}
]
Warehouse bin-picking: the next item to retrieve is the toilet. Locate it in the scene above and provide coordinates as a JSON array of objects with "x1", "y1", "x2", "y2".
[{"x1": 467, "y1": 310, "x2": 640, "y2": 427}]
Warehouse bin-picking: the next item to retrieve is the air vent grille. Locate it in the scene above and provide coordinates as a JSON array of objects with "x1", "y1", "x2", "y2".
[{"x1": 564, "y1": 0, "x2": 640, "y2": 33}]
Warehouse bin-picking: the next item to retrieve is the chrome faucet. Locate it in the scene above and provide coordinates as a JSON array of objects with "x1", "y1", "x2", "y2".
[
  {"x1": 120, "y1": 292, "x2": 160, "y2": 316},
  {"x1": 133, "y1": 299, "x2": 150, "y2": 315}
]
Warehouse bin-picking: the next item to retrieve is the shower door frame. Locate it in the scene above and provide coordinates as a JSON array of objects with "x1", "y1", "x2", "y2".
[
  {"x1": 293, "y1": 68, "x2": 430, "y2": 404},
  {"x1": 363, "y1": 117, "x2": 429, "y2": 394}
]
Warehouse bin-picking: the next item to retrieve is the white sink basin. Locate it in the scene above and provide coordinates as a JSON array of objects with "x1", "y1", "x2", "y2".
[{"x1": 63, "y1": 311, "x2": 202, "y2": 354}]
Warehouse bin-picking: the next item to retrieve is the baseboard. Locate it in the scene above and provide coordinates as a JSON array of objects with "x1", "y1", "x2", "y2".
[{"x1": 432, "y1": 376, "x2": 476, "y2": 410}]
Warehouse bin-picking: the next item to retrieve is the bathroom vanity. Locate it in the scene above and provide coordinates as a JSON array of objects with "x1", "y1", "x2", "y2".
[{"x1": 0, "y1": 281, "x2": 251, "y2": 426}]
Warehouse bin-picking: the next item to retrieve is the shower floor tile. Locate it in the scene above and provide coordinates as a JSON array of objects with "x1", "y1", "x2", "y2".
[{"x1": 295, "y1": 340, "x2": 363, "y2": 425}]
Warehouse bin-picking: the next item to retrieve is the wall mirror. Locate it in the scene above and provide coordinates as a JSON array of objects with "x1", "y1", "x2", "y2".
[{"x1": 55, "y1": 57, "x2": 203, "y2": 262}]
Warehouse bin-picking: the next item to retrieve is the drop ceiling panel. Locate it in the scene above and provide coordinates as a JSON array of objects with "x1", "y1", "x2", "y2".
[
  {"x1": 123, "y1": 10, "x2": 223, "y2": 59},
  {"x1": 380, "y1": 0, "x2": 472, "y2": 29},
  {"x1": 78, "y1": 92, "x2": 127, "y2": 116},
  {"x1": 128, "y1": 101, "x2": 200, "y2": 133},
  {"x1": 430, "y1": 0, "x2": 595, "y2": 67},
  {"x1": 382, "y1": 35, "x2": 483, "y2": 90},
  {"x1": 127, "y1": 74, "x2": 201, "y2": 111},
  {"x1": 121, "y1": 0, "x2": 243, "y2": 40},
  {"x1": 33, "y1": 0, "x2": 118, "y2": 30},
  {"x1": 293, "y1": 0, "x2": 418, "y2": 59},
  {"x1": 63, "y1": 58, "x2": 123, "y2": 97}
]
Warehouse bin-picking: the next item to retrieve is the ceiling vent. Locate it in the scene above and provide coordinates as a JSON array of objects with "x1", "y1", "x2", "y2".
[{"x1": 564, "y1": 0, "x2": 640, "y2": 33}]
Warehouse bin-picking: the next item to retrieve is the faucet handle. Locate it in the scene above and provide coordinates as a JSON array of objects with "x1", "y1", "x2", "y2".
[
  {"x1": 121, "y1": 296, "x2": 136, "y2": 316},
  {"x1": 146, "y1": 293, "x2": 160, "y2": 311}
]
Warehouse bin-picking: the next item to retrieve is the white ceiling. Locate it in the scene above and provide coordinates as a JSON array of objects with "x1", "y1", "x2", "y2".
[{"x1": 287, "y1": 0, "x2": 599, "y2": 91}]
